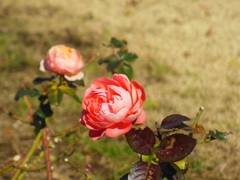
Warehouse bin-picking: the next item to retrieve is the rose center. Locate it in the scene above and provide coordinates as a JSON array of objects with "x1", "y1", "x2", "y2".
[{"x1": 58, "y1": 47, "x2": 72, "y2": 60}]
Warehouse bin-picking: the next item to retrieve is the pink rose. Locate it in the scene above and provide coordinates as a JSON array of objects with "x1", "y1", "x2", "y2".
[
  {"x1": 80, "y1": 74, "x2": 146, "y2": 140},
  {"x1": 40, "y1": 45, "x2": 84, "y2": 81}
]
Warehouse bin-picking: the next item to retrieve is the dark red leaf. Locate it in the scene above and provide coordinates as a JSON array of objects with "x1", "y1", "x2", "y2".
[
  {"x1": 125, "y1": 125, "x2": 156, "y2": 155},
  {"x1": 155, "y1": 134, "x2": 197, "y2": 162},
  {"x1": 160, "y1": 114, "x2": 190, "y2": 129},
  {"x1": 128, "y1": 161, "x2": 162, "y2": 180}
]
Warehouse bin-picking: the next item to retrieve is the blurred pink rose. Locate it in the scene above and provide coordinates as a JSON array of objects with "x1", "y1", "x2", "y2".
[
  {"x1": 80, "y1": 74, "x2": 146, "y2": 140},
  {"x1": 40, "y1": 45, "x2": 84, "y2": 81}
]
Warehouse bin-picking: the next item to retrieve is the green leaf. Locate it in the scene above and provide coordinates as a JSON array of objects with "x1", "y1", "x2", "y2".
[
  {"x1": 160, "y1": 162, "x2": 177, "y2": 180},
  {"x1": 107, "y1": 56, "x2": 121, "y2": 72},
  {"x1": 117, "y1": 51, "x2": 138, "y2": 62},
  {"x1": 57, "y1": 89, "x2": 64, "y2": 104},
  {"x1": 160, "y1": 162, "x2": 186, "y2": 180},
  {"x1": 110, "y1": 37, "x2": 127, "y2": 48},
  {"x1": 32, "y1": 113, "x2": 46, "y2": 134},
  {"x1": 14, "y1": 88, "x2": 40, "y2": 101},
  {"x1": 39, "y1": 102, "x2": 53, "y2": 118},
  {"x1": 98, "y1": 58, "x2": 109, "y2": 65},
  {"x1": 173, "y1": 158, "x2": 188, "y2": 171},
  {"x1": 209, "y1": 130, "x2": 227, "y2": 141},
  {"x1": 59, "y1": 85, "x2": 81, "y2": 103},
  {"x1": 118, "y1": 63, "x2": 133, "y2": 80},
  {"x1": 155, "y1": 134, "x2": 197, "y2": 163},
  {"x1": 32, "y1": 75, "x2": 56, "y2": 85},
  {"x1": 32, "y1": 101, "x2": 52, "y2": 134},
  {"x1": 74, "y1": 79, "x2": 85, "y2": 87},
  {"x1": 125, "y1": 125, "x2": 156, "y2": 155},
  {"x1": 48, "y1": 89, "x2": 63, "y2": 106},
  {"x1": 99, "y1": 56, "x2": 123, "y2": 73},
  {"x1": 38, "y1": 94, "x2": 48, "y2": 103},
  {"x1": 34, "y1": 108, "x2": 47, "y2": 119}
]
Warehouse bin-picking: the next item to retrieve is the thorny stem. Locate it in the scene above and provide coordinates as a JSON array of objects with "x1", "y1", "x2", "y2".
[
  {"x1": 12, "y1": 130, "x2": 43, "y2": 179},
  {"x1": 11, "y1": 145, "x2": 74, "y2": 176},
  {"x1": 0, "y1": 106, "x2": 29, "y2": 124},
  {"x1": 64, "y1": 159, "x2": 92, "y2": 179},
  {"x1": 13, "y1": 164, "x2": 46, "y2": 172},
  {"x1": 43, "y1": 127, "x2": 53, "y2": 180},
  {"x1": 64, "y1": 160, "x2": 87, "y2": 176},
  {"x1": 50, "y1": 124, "x2": 82, "y2": 137}
]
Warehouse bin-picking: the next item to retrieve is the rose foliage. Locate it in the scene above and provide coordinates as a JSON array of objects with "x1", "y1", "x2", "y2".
[{"x1": 0, "y1": 38, "x2": 230, "y2": 180}]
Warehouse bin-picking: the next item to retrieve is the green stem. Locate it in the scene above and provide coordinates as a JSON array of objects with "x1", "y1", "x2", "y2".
[
  {"x1": 12, "y1": 130, "x2": 43, "y2": 179},
  {"x1": 59, "y1": 75, "x2": 64, "y2": 85},
  {"x1": 0, "y1": 106, "x2": 29, "y2": 124},
  {"x1": 192, "y1": 107, "x2": 204, "y2": 127},
  {"x1": 65, "y1": 160, "x2": 87, "y2": 176},
  {"x1": 197, "y1": 137, "x2": 212, "y2": 144},
  {"x1": 50, "y1": 124, "x2": 82, "y2": 137}
]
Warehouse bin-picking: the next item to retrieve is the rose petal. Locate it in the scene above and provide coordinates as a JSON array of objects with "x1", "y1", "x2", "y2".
[
  {"x1": 39, "y1": 60, "x2": 46, "y2": 72},
  {"x1": 80, "y1": 111, "x2": 112, "y2": 129},
  {"x1": 64, "y1": 72, "x2": 84, "y2": 81},
  {"x1": 112, "y1": 74, "x2": 131, "y2": 91},
  {"x1": 89, "y1": 129, "x2": 106, "y2": 140},
  {"x1": 134, "y1": 110, "x2": 146, "y2": 124},
  {"x1": 105, "y1": 122, "x2": 132, "y2": 137},
  {"x1": 124, "y1": 111, "x2": 141, "y2": 122},
  {"x1": 92, "y1": 77, "x2": 119, "y2": 90},
  {"x1": 132, "y1": 81, "x2": 146, "y2": 102}
]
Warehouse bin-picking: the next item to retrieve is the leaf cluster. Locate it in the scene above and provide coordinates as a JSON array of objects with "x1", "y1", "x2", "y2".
[
  {"x1": 14, "y1": 75, "x2": 84, "y2": 134},
  {"x1": 121, "y1": 114, "x2": 228, "y2": 180},
  {"x1": 99, "y1": 37, "x2": 138, "y2": 80}
]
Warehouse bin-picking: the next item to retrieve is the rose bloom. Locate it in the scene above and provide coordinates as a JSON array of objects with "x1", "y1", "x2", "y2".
[
  {"x1": 80, "y1": 74, "x2": 146, "y2": 140},
  {"x1": 40, "y1": 45, "x2": 84, "y2": 81}
]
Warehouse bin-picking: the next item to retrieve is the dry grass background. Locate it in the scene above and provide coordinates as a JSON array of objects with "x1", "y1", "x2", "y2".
[{"x1": 1, "y1": 0, "x2": 240, "y2": 179}]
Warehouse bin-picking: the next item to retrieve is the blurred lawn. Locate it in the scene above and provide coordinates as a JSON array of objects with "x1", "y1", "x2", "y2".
[{"x1": 1, "y1": 0, "x2": 240, "y2": 179}]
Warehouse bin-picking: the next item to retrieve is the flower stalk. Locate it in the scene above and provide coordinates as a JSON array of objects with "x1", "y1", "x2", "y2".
[
  {"x1": 43, "y1": 127, "x2": 53, "y2": 180},
  {"x1": 192, "y1": 106, "x2": 204, "y2": 128},
  {"x1": 12, "y1": 130, "x2": 43, "y2": 179}
]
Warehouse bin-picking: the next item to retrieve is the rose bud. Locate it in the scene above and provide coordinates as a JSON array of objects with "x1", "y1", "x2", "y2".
[{"x1": 40, "y1": 45, "x2": 84, "y2": 81}]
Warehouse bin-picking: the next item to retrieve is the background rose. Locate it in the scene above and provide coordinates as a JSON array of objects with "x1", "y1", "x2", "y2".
[
  {"x1": 80, "y1": 74, "x2": 146, "y2": 140},
  {"x1": 40, "y1": 45, "x2": 84, "y2": 81}
]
